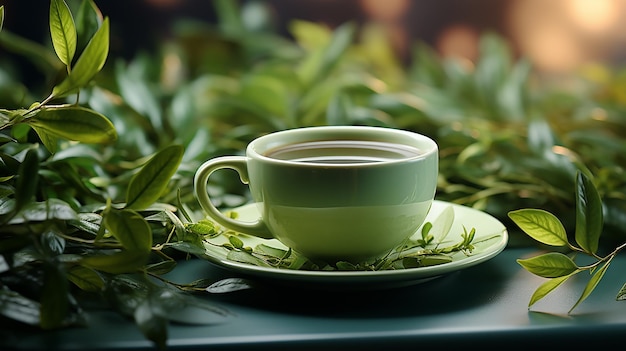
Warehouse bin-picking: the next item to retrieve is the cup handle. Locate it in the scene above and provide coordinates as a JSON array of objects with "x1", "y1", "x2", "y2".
[{"x1": 193, "y1": 156, "x2": 273, "y2": 239}]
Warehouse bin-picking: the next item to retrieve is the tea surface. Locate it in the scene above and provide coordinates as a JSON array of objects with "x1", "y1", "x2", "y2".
[{"x1": 265, "y1": 140, "x2": 423, "y2": 164}]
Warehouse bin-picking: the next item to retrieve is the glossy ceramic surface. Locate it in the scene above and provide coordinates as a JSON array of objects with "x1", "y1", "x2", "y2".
[{"x1": 201, "y1": 200, "x2": 508, "y2": 290}]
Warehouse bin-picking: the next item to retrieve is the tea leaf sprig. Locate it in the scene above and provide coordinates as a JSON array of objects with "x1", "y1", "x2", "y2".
[
  {"x1": 509, "y1": 171, "x2": 626, "y2": 313},
  {"x1": 0, "y1": 2, "x2": 232, "y2": 349},
  {"x1": 201, "y1": 205, "x2": 499, "y2": 271}
]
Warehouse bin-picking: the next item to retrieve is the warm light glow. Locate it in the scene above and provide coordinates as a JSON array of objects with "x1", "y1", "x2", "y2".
[
  {"x1": 522, "y1": 23, "x2": 583, "y2": 73},
  {"x1": 508, "y1": 0, "x2": 584, "y2": 73},
  {"x1": 508, "y1": 0, "x2": 626, "y2": 74},
  {"x1": 567, "y1": 0, "x2": 621, "y2": 34},
  {"x1": 436, "y1": 24, "x2": 480, "y2": 61}
]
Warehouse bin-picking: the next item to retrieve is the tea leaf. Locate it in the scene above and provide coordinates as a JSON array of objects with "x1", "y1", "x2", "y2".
[
  {"x1": 0, "y1": 6, "x2": 5, "y2": 32},
  {"x1": 74, "y1": 0, "x2": 101, "y2": 55},
  {"x1": 255, "y1": 243, "x2": 289, "y2": 258},
  {"x1": 574, "y1": 172, "x2": 603, "y2": 254},
  {"x1": 51, "y1": 17, "x2": 109, "y2": 98},
  {"x1": 617, "y1": 283, "x2": 626, "y2": 301},
  {"x1": 116, "y1": 64, "x2": 163, "y2": 131},
  {"x1": 49, "y1": 0, "x2": 76, "y2": 66},
  {"x1": 569, "y1": 259, "x2": 611, "y2": 313},
  {"x1": 29, "y1": 106, "x2": 117, "y2": 144},
  {"x1": 34, "y1": 128, "x2": 61, "y2": 153},
  {"x1": 419, "y1": 221, "x2": 434, "y2": 245},
  {"x1": 528, "y1": 274, "x2": 571, "y2": 307},
  {"x1": 9, "y1": 199, "x2": 78, "y2": 225},
  {"x1": 228, "y1": 235, "x2": 244, "y2": 249},
  {"x1": 431, "y1": 205, "x2": 455, "y2": 244},
  {"x1": 125, "y1": 144, "x2": 183, "y2": 210},
  {"x1": 0, "y1": 289, "x2": 41, "y2": 326},
  {"x1": 206, "y1": 278, "x2": 256, "y2": 293},
  {"x1": 226, "y1": 250, "x2": 272, "y2": 267},
  {"x1": 14, "y1": 147, "x2": 39, "y2": 214},
  {"x1": 508, "y1": 209, "x2": 569, "y2": 247},
  {"x1": 103, "y1": 208, "x2": 152, "y2": 253},
  {"x1": 185, "y1": 221, "x2": 217, "y2": 235},
  {"x1": 67, "y1": 265, "x2": 105, "y2": 292},
  {"x1": 517, "y1": 252, "x2": 579, "y2": 278},
  {"x1": 81, "y1": 250, "x2": 149, "y2": 274},
  {"x1": 145, "y1": 260, "x2": 177, "y2": 275},
  {"x1": 296, "y1": 21, "x2": 355, "y2": 85}
]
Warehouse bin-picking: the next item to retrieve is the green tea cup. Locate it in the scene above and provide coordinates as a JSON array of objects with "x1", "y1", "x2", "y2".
[{"x1": 194, "y1": 126, "x2": 438, "y2": 262}]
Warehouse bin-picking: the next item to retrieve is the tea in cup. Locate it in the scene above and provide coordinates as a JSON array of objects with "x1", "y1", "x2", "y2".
[{"x1": 194, "y1": 126, "x2": 438, "y2": 262}]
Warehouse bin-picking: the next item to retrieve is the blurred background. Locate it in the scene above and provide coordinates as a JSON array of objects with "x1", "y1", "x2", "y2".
[{"x1": 3, "y1": 0, "x2": 626, "y2": 76}]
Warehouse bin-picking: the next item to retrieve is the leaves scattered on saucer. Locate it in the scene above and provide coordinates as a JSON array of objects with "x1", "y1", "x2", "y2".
[{"x1": 199, "y1": 205, "x2": 501, "y2": 271}]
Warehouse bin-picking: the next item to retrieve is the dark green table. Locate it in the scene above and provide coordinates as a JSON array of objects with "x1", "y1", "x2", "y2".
[{"x1": 3, "y1": 247, "x2": 625, "y2": 350}]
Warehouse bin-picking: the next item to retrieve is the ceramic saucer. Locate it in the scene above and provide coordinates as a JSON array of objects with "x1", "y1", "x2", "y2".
[{"x1": 200, "y1": 200, "x2": 508, "y2": 290}]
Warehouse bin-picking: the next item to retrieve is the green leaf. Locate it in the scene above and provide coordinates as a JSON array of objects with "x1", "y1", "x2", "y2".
[
  {"x1": 617, "y1": 282, "x2": 626, "y2": 301},
  {"x1": 35, "y1": 128, "x2": 61, "y2": 154},
  {"x1": 296, "y1": 21, "x2": 355, "y2": 85},
  {"x1": 226, "y1": 250, "x2": 272, "y2": 267},
  {"x1": 0, "y1": 289, "x2": 40, "y2": 326},
  {"x1": 14, "y1": 147, "x2": 39, "y2": 213},
  {"x1": 528, "y1": 274, "x2": 571, "y2": 307},
  {"x1": 206, "y1": 278, "x2": 256, "y2": 293},
  {"x1": 0, "y1": 6, "x2": 4, "y2": 32},
  {"x1": 29, "y1": 106, "x2": 117, "y2": 144},
  {"x1": 431, "y1": 205, "x2": 455, "y2": 244},
  {"x1": 116, "y1": 63, "x2": 163, "y2": 130},
  {"x1": 40, "y1": 262, "x2": 69, "y2": 329},
  {"x1": 574, "y1": 172, "x2": 603, "y2": 254},
  {"x1": 51, "y1": 17, "x2": 109, "y2": 98},
  {"x1": 517, "y1": 252, "x2": 579, "y2": 278},
  {"x1": 67, "y1": 265, "x2": 105, "y2": 292},
  {"x1": 508, "y1": 209, "x2": 569, "y2": 247},
  {"x1": 125, "y1": 145, "x2": 184, "y2": 210},
  {"x1": 228, "y1": 235, "x2": 244, "y2": 249},
  {"x1": 8, "y1": 198, "x2": 78, "y2": 224},
  {"x1": 145, "y1": 260, "x2": 177, "y2": 275},
  {"x1": 75, "y1": 0, "x2": 101, "y2": 55},
  {"x1": 50, "y1": 0, "x2": 77, "y2": 66},
  {"x1": 569, "y1": 260, "x2": 611, "y2": 313},
  {"x1": 103, "y1": 208, "x2": 152, "y2": 253},
  {"x1": 81, "y1": 250, "x2": 149, "y2": 274}
]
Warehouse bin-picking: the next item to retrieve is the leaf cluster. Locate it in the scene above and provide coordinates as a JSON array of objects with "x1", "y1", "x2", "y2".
[
  {"x1": 0, "y1": 1, "x2": 231, "y2": 349},
  {"x1": 509, "y1": 172, "x2": 625, "y2": 313}
]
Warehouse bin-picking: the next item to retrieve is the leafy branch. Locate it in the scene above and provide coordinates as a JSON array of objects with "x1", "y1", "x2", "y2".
[
  {"x1": 509, "y1": 171, "x2": 626, "y2": 313},
  {"x1": 0, "y1": 2, "x2": 230, "y2": 349}
]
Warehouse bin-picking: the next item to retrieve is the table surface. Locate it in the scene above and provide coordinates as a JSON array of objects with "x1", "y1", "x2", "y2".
[{"x1": 3, "y1": 246, "x2": 626, "y2": 350}]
